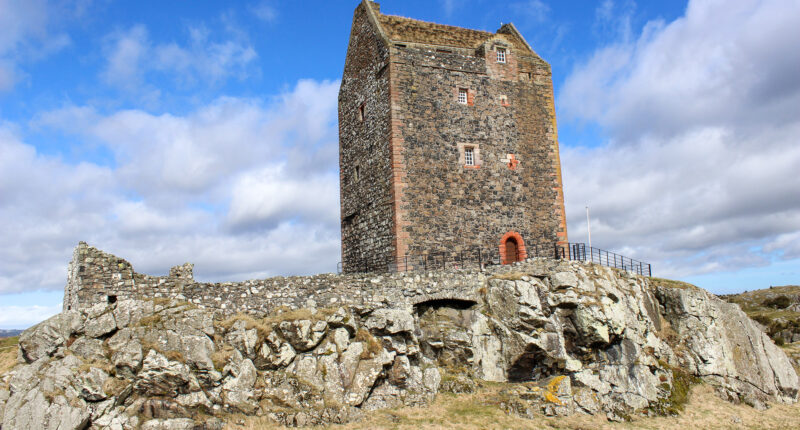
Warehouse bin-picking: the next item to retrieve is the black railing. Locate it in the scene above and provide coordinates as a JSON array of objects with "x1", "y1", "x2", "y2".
[
  {"x1": 338, "y1": 242, "x2": 652, "y2": 277},
  {"x1": 555, "y1": 243, "x2": 652, "y2": 277}
]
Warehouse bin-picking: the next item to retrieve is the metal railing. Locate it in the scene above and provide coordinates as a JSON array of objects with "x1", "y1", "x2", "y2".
[
  {"x1": 556, "y1": 243, "x2": 652, "y2": 277},
  {"x1": 338, "y1": 242, "x2": 652, "y2": 277}
]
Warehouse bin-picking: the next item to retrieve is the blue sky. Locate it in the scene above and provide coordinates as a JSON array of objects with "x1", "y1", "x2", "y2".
[{"x1": 1, "y1": 0, "x2": 799, "y2": 329}]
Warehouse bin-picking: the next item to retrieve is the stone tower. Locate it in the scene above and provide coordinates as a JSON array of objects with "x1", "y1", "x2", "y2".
[{"x1": 339, "y1": 1, "x2": 568, "y2": 272}]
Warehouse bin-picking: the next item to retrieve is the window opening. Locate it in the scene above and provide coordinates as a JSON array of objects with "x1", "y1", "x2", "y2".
[
  {"x1": 458, "y1": 88, "x2": 468, "y2": 105},
  {"x1": 497, "y1": 47, "x2": 506, "y2": 63},
  {"x1": 358, "y1": 103, "x2": 365, "y2": 121},
  {"x1": 354, "y1": 166, "x2": 360, "y2": 182},
  {"x1": 464, "y1": 147, "x2": 474, "y2": 166}
]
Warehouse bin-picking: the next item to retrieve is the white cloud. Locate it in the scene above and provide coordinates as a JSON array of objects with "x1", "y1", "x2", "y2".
[
  {"x1": 593, "y1": 0, "x2": 636, "y2": 42},
  {"x1": 0, "y1": 0, "x2": 71, "y2": 92},
  {"x1": 101, "y1": 23, "x2": 257, "y2": 94},
  {"x1": 2, "y1": 79, "x2": 341, "y2": 297},
  {"x1": 0, "y1": 304, "x2": 61, "y2": 329},
  {"x1": 226, "y1": 164, "x2": 339, "y2": 231},
  {"x1": 101, "y1": 25, "x2": 149, "y2": 90},
  {"x1": 558, "y1": 0, "x2": 800, "y2": 279},
  {"x1": 250, "y1": 2, "x2": 278, "y2": 23},
  {"x1": 38, "y1": 80, "x2": 339, "y2": 200},
  {"x1": 511, "y1": 0, "x2": 551, "y2": 24}
]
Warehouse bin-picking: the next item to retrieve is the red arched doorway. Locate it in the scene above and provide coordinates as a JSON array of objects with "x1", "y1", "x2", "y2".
[{"x1": 499, "y1": 231, "x2": 527, "y2": 264}]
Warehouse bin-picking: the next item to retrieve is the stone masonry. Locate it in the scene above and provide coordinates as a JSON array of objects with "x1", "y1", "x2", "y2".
[
  {"x1": 339, "y1": 1, "x2": 568, "y2": 272},
  {"x1": 63, "y1": 242, "x2": 600, "y2": 317}
]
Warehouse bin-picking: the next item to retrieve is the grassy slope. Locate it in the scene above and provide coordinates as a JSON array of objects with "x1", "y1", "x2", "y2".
[
  {"x1": 0, "y1": 336, "x2": 19, "y2": 376},
  {"x1": 223, "y1": 384, "x2": 800, "y2": 430}
]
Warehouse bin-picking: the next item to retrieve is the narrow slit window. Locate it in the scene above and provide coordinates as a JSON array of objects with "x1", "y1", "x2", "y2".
[
  {"x1": 458, "y1": 88, "x2": 468, "y2": 105},
  {"x1": 464, "y1": 147, "x2": 474, "y2": 166},
  {"x1": 496, "y1": 47, "x2": 506, "y2": 63},
  {"x1": 354, "y1": 165, "x2": 360, "y2": 181},
  {"x1": 358, "y1": 103, "x2": 365, "y2": 121}
]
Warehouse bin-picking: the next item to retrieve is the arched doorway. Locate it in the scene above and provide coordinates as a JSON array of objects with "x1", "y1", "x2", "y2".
[
  {"x1": 505, "y1": 238, "x2": 519, "y2": 263},
  {"x1": 499, "y1": 231, "x2": 527, "y2": 264}
]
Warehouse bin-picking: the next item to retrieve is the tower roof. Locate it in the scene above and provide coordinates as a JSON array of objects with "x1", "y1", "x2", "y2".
[{"x1": 364, "y1": 1, "x2": 535, "y2": 54}]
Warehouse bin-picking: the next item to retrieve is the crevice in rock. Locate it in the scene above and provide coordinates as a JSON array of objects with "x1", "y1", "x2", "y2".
[
  {"x1": 413, "y1": 299, "x2": 477, "y2": 315},
  {"x1": 507, "y1": 343, "x2": 554, "y2": 382}
]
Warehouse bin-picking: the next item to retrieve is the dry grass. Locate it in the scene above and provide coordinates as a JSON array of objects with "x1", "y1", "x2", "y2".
[
  {"x1": 212, "y1": 344, "x2": 236, "y2": 371},
  {"x1": 354, "y1": 328, "x2": 382, "y2": 360},
  {"x1": 649, "y1": 278, "x2": 700, "y2": 291},
  {"x1": 491, "y1": 271, "x2": 528, "y2": 281},
  {"x1": 0, "y1": 336, "x2": 20, "y2": 375},
  {"x1": 78, "y1": 359, "x2": 115, "y2": 374},
  {"x1": 102, "y1": 377, "x2": 129, "y2": 397},
  {"x1": 222, "y1": 384, "x2": 800, "y2": 430}
]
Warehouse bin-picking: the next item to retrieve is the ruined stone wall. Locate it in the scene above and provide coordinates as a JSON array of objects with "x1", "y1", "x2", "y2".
[
  {"x1": 64, "y1": 243, "x2": 510, "y2": 317},
  {"x1": 389, "y1": 39, "x2": 567, "y2": 257},
  {"x1": 64, "y1": 243, "x2": 634, "y2": 319},
  {"x1": 339, "y1": 3, "x2": 396, "y2": 272}
]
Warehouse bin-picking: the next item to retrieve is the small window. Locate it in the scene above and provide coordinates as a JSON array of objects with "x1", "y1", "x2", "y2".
[
  {"x1": 464, "y1": 147, "x2": 475, "y2": 166},
  {"x1": 358, "y1": 103, "x2": 365, "y2": 121},
  {"x1": 354, "y1": 166, "x2": 360, "y2": 181},
  {"x1": 496, "y1": 47, "x2": 506, "y2": 63},
  {"x1": 458, "y1": 88, "x2": 468, "y2": 105}
]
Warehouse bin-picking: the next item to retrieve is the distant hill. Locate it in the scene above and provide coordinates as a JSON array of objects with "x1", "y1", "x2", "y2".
[{"x1": 0, "y1": 329, "x2": 23, "y2": 338}]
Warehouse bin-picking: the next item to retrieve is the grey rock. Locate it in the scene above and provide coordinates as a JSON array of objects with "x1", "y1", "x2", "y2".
[
  {"x1": 364, "y1": 308, "x2": 414, "y2": 335},
  {"x1": 5, "y1": 257, "x2": 799, "y2": 428},
  {"x1": 107, "y1": 329, "x2": 144, "y2": 376},
  {"x1": 278, "y1": 319, "x2": 327, "y2": 352},
  {"x1": 550, "y1": 271, "x2": 579, "y2": 289},
  {"x1": 254, "y1": 331, "x2": 296, "y2": 369},
  {"x1": 327, "y1": 307, "x2": 358, "y2": 333},
  {"x1": 92, "y1": 408, "x2": 140, "y2": 430},
  {"x1": 221, "y1": 356, "x2": 258, "y2": 413},
  {"x1": 0, "y1": 388, "x2": 9, "y2": 423},
  {"x1": 2, "y1": 387, "x2": 90, "y2": 430},
  {"x1": 135, "y1": 350, "x2": 201, "y2": 397},
  {"x1": 68, "y1": 337, "x2": 106, "y2": 362},
  {"x1": 140, "y1": 418, "x2": 197, "y2": 430},
  {"x1": 657, "y1": 285, "x2": 800, "y2": 405},
  {"x1": 224, "y1": 320, "x2": 259, "y2": 359},
  {"x1": 85, "y1": 310, "x2": 117, "y2": 338},
  {"x1": 79, "y1": 367, "x2": 110, "y2": 402},
  {"x1": 18, "y1": 311, "x2": 84, "y2": 362},
  {"x1": 345, "y1": 349, "x2": 395, "y2": 406}
]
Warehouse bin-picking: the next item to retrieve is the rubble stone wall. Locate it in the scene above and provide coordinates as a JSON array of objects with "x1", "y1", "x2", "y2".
[
  {"x1": 338, "y1": 3, "x2": 397, "y2": 271},
  {"x1": 62, "y1": 242, "x2": 541, "y2": 316}
]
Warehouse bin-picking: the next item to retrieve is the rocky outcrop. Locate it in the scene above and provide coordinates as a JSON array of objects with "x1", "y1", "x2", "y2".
[
  {"x1": 657, "y1": 285, "x2": 799, "y2": 408},
  {"x1": 1, "y1": 258, "x2": 798, "y2": 429}
]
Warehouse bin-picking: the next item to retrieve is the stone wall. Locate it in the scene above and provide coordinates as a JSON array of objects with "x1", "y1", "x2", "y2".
[
  {"x1": 338, "y1": 2, "x2": 396, "y2": 272},
  {"x1": 63, "y1": 242, "x2": 546, "y2": 316},
  {"x1": 63, "y1": 242, "x2": 629, "y2": 318},
  {"x1": 389, "y1": 40, "x2": 567, "y2": 256}
]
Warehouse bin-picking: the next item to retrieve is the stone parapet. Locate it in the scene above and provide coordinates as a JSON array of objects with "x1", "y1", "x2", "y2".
[{"x1": 62, "y1": 242, "x2": 615, "y2": 318}]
